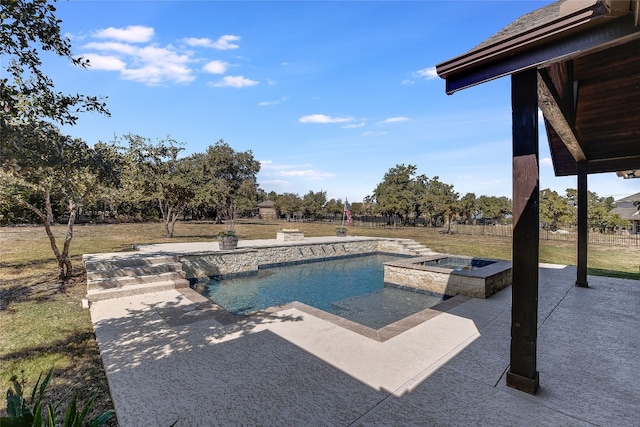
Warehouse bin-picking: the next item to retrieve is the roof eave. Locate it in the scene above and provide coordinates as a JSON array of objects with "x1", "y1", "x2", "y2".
[{"x1": 436, "y1": 0, "x2": 635, "y2": 94}]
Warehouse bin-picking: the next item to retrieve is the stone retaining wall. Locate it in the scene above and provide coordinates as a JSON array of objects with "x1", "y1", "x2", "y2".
[{"x1": 179, "y1": 239, "x2": 412, "y2": 280}]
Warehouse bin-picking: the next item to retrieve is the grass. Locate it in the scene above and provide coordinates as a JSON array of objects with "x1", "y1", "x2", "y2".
[{"x1": 1, "y1": 219, "x2": 639, "y2": 421}]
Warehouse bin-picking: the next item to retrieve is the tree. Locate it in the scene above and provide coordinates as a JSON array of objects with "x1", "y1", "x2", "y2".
[
  {"x1": 539, "y1": 188, "x2": 573, "y2": 231},
  {"x1": 190, "y1": 140, "x2": 261, "y2": 224},
  {"x1": 324, "y1": 198, "x2": 344, "y2": 219},
  {"x1": 361, "y1": 195, "x2": 377, "y2": 215},
  {"x1": 119, "y1": 134, "x2": 194, "y2": 238},
  {"x1": 275, "y1": 193, "x2": 301, "y2": 221},
  {"x1": 477, "y1": 195, "x2": 512, "y2": 224},
  {"x1": 567, "y1": 189, "x2": 624, "y2": 232},
  {"x1": 1, "y1": 0, "x2": 108, "y2": 157},
  {"x1": 0, "y1": 125, "x2": 120, "y2": 280},
  {"x1": 301, "y1": 190, "x2": 327, "y2": 221},
  {"x1": 372, "y1": 164, "x2": 421, "y2": 226},
  {"x1": 458, "y1": 192, "x2": 479, "y2": 224},
  {"x1": 350, "y1": 201, "x2": 364, "y2": 216},
  {"x1": 422, "y1": 177, "x2": 459, "y2": 232},
  {"x1": 0, "y1": 0, "x2": 112, "y2": 280}
]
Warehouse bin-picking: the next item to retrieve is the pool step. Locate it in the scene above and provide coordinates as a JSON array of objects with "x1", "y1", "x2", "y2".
[
  {"x1": 84, "y1": 254, "x2": 189, "y2": 302},
  {"x1": 398, "y1": 239, "x2": 435, "y2": 256}
]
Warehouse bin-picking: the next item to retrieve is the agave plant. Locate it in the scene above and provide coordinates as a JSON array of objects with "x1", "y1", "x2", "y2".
[{"x1": 1, "y1": 367, "x2": 114, "y2": 427}]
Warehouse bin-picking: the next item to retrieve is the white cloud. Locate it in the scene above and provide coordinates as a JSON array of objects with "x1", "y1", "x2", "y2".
[
  {"x1": 183, "y1": 35, "x2": 240, "y2": 50},
  {"x1": 93, "y1": 25, "x2": 154, "y2": 43},
  {"x1": 541, "y1": 157, "x2": 553, "y2": 167},
  {"x1": 83, "y1": 53, "x2": 126, "y2": 71},
  {"x1": 260, "y1": 161, "x2": 313, "y2": 171},
  {"x1": 402, "y1": 79, "x2": 416, "y2": 85},
  {"x1": 211, "y1": 35, "x2": 241, "y2": 50},
  {"x1": 83, "y1": 41, "x2": 138, "y2": 55},
  {"x1": 182, "y1": 37, "x2": 213, "y2": 47},
  {"x1": 259, "y1": 97, "x2": 288, "y2": 106},
  {"x1": 260, "y1": 179, "x2": 291, "y2": 187},
  {"x1": 360, "y1": 130, "x2": 388, "y2": 137},
  {"x1": 342, "y1": 122, "x2": 365, "y2": 129},
  {"x1": 211, "y1": 75, "x2": 259, "y2": 88},
  {"x1": 202, "y1": 60, "x2": 228, "y2": 74},
  {"x1": 82, "y1": 40, "x2": 194, "y2": 85},
  {"x1": 280, "y1": 169, "x2": 336, "y2": 179},
  {"x1": 259, "y1": 161, "x2": 335, "y2": 181},
  {"x1": 299, "y1": 114, "x2": 353, "y2": 124},
  {"x1": 414, "y1": 66, "x2": 438, "y2": 80},
  {"x1": 380, "y1": 116, "x2": 408, "y2": 124},
  {"x1": 125, "y1": 46, "x2": 193, "y2": 84}
]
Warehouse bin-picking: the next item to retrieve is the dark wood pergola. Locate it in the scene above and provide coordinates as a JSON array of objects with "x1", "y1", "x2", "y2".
[{"x1": 436, "y1": 0, "x2": 640, "y2": 394}]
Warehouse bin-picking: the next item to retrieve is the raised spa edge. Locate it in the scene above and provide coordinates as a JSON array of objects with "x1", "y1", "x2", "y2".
[{"x1": 383, "y1": 254, "x2": 512, "y2": 299}]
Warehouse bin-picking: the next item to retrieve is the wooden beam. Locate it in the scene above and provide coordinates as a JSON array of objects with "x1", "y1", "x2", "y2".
[
  {"x1": 585, "y1": 155, "x2": 640, "y2": 173},
  {"x1": 538, "y1": 68, "x2": 586, "y2": 162},
  {"x1": 444, "y1": 14, "x2": 640, "y2": 94},
  {"x1": 507, "y1": 69, "x2": 540, "y2": 395},
  {"x1": 576, "y1": 162, "x2": 589, "y2": 287}
]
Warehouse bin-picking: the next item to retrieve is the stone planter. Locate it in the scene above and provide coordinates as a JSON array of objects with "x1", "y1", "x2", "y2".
[
  {"x1": 336, "y1": 229, "x2": 347, "y2": 237},
  {"x1": 218, "y1": 235, "x2": 238, "y2": 250}
]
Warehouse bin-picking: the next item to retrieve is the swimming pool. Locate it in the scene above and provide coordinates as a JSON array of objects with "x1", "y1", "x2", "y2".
[{"x1": 193, "y1": 254, "x2": 450, "y2": 329}]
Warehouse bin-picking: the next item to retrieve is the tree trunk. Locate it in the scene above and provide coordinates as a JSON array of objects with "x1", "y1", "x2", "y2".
[
  {"x1": 58, "y1": 199, "x2": 77, "y2": 281},
  {"x1": 168, "y1": 210, "x2": 179, "y2": 238},
  {"x1": 158, "y1": 199, "x2": 173, "y2": 237},
  {"x1": 2, "y1": 186, "x2": 69, "y2": 282},
  {"x1": 42, "y1": 188, "x2": 69, "y2": 282}
]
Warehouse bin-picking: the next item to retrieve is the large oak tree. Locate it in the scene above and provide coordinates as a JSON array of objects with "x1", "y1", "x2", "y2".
[{"x1": 0, "y1": 125, "x2": 120, "y2": 280}]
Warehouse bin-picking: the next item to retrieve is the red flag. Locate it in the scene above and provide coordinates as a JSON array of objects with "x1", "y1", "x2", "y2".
[{"x1": 344, "y1": 200, "x2": 353, "y2": 226}]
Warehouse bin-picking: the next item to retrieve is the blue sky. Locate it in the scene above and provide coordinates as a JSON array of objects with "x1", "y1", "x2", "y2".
[{"x1": 50, "y1": 0, "x2": 638, "y2": 203}]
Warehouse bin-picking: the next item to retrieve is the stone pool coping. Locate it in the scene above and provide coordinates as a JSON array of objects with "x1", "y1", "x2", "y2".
[{"x1": 384, "y1": 253, "x2": 512, "y2": 280}]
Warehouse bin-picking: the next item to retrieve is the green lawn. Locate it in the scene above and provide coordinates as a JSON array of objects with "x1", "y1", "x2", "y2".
[{"x1": 1, "y1": 220, "x2": 638, "y2": 419}]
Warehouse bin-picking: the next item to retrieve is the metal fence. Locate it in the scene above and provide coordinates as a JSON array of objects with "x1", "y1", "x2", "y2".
[{"x1": 352, "y1": 216, "x2": 640, "y2": 247}]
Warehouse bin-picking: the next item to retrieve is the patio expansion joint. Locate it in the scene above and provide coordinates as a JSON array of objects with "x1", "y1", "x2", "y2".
[
  {"x1": 537, "y1": 281, "x2": 575, "y2": 331},
  {"x1": 344, "y1": 392, "x2": 397, "y2": 427}
]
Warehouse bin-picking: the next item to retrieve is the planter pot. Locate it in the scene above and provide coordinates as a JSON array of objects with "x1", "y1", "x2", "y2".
[
  {"x1": 218, "y1": 235, "x2": 238, "y2": 250},
  {"x1": 336, "y1": 230, "x2": 347, "y2": 237}
]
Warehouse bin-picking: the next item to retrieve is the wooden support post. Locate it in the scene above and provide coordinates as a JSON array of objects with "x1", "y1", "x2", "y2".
[
  {"x1": 576, "y1": 161, "x2": 589, "y2": 287},
  {"x1": 507, "y1": 69, "x2": 540, "y2": 395}
]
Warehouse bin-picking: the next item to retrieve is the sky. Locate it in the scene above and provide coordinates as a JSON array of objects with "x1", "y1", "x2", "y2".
[{"x1": 47, "y1": 0, "x2": 638, "y2": 203}]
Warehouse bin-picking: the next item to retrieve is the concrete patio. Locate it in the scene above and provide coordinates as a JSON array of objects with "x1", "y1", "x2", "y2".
[{"x1": 88, "y1": 240, "x2": 640, "y2": 426}]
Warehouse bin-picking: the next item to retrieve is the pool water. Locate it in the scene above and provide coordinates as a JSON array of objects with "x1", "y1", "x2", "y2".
[
  {"x1": 422, "y1": 256, "x2": 495, "y2": 271},
  {"x1": 195, "y1": 254, "x2": 449, "y2": 329}
]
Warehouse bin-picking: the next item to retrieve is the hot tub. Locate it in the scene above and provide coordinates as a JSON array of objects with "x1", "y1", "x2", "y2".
[{"x1": 383, "y1": 254, "x2": 512, "y2": 299}]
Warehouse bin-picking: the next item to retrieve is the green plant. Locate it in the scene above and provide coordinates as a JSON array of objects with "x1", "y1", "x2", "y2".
[
  {"x1": 218, "y1": 229, "x2": 238, "y2": 237},
  {"x1": 1, "y1": 368, "x2": 114, "y2": 427},
  {"x1": 336, "y1": 226, "x2": 347, "y2": 232}
]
